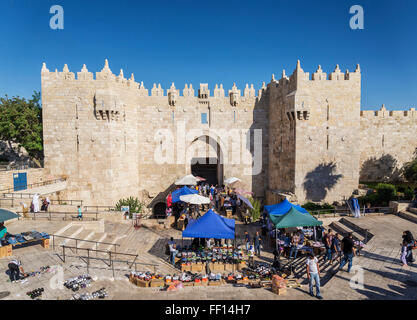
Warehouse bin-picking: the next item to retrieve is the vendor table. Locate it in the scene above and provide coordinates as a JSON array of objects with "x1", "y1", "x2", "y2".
[
  {"x1": 0, "y1": 239, "x2": 49, "y2": 258},
  {"x1": 225, "y1": 209, "x2": 233, "y2": 218}
]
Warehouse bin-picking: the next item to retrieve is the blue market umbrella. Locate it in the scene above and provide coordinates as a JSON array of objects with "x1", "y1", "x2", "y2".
[{"x1": 0, "y1": 209, "x2": 20, "y2": 222}]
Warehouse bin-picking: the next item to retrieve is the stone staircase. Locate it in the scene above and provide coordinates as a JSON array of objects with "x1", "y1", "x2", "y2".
[
  {"x1": 397, "y1": 206, "x2": 417, "y2": 224},
  {"x1": 50, "y1": 220, "x2": 178, "y2": 276},
  {"x1": 330, "y1": 217, "x2": 373, "y2": 243}
]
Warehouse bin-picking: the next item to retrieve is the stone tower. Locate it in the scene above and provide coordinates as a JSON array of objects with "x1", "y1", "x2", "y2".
[{"x1": 266, "y1": 61, "x2": 362, "y2": 204}]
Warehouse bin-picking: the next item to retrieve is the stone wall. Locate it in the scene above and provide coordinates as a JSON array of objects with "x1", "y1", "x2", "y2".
[
  {"x1": 41, "y1": 61, "x2": 268, "y2": 207},
  {"x1": 0, "y1": 168, "x2": 48, "y2": 192},
  {"x1": 359, "y1": 106, "x2": 417, "y2": 181},
  {"x1": 41, "y1": 60, "x2": 416, "y2": 208}
]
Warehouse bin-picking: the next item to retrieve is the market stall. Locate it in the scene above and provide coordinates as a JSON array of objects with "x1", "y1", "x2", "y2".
[
  {"x1": 178, "y1": 209, "x2": 248, "y2": 272},
  {"x1": 268, "y1": 207, "x2": 324, "y2": 257}
]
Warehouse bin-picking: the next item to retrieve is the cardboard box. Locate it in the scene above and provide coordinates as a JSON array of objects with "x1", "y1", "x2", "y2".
[
  {"x1": 136, "y1": 279, "x2": 150, "y2": 287},
  {"x1": 272, "y1": 286, "x2": 287, "y2": 295},
  {"x1": 42, "y1": 239, "x2": 50, "y2": 249},
  {"x1": 182, "y1": 281, "x2": 194, "y2": 287},
  {"x1": 191, "y1": 263, "x2": 203, "y2": 272},
  {"x1": 181, "y1": 264, "x2": 191, "y2": 272},
  {"x1": 0, "y1": 245, "x2": 12, "y2": 258},
  {"x1": 150, "y1": 279, "x2": 165, "y2": 287},
  {"x1": 208, "y1": 281, "x2": 221, "y2": 286},
  {"x1": 237, "y1": 262, "x2": 247, "y2": 271}
]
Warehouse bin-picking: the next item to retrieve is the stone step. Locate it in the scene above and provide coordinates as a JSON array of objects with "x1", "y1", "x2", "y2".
[
  {"x1": 339, "y1": 218, "x2": 373, "y2": 242},
  {"x1": 408, "y1": 207, "x2": 417, "y2": 215},
  {"x1": 330, "y1": 221, "x2": 365, "y2": 243},
  {"x1": 398, "y1": 210, "x2": 417, "y2": 224}
]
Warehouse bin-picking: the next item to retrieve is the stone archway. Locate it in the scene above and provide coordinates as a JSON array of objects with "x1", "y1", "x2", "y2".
[{"x1": 187, "y1": 134, "x2": 224, "y2": 187}]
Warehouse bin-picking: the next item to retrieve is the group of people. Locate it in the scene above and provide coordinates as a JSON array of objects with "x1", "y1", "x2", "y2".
[
  {"x1": 244, "y1": 231, "x2": 262, "y2": 262},
  {"x1": 30, "y1": 194, "x2": 50, "y2": 213},
  {"x1": 322, "y1": 228, "x2": 356, "y2": 272}
]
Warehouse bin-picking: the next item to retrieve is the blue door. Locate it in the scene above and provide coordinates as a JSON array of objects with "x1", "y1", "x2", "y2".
[{"x1": 13, "y1": 172, "x2": 27, "y2": 191}]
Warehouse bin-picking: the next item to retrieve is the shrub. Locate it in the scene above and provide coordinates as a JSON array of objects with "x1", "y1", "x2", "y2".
[
  {"x1": 301, "y1": 202, "x2": 334, "y2": 214},
  {"x1": 249, "y1": 197, "x2": 261, "y2": 222},
  {"x1": 375, "y1": 183, "x2": 397, "y2": 205},
  {"x1": 115, "y1": 197, "x2": 145, "y2": 218}
]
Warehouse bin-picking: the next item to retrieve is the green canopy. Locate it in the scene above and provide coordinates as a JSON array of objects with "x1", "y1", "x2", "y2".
[
  {"x1": 0, "y1": 209, "x2": 20, "y2": 223},
  {"x1": 269, "y1": 207, "x2": 322, "y2": 228}
]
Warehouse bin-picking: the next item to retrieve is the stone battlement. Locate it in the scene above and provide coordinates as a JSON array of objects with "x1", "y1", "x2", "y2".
[
  {"x1": 41, "y1": 60, "x2": 259, "y2": 99},
  {"x1": 360, "y1": 104, "x2": 416, "y2": 118}
]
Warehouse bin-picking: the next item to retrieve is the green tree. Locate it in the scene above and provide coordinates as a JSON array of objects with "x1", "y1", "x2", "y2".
[
  {"x1": 248, "y1": 197, "x2": 261, "y2": 222},
  {"x1": 403, "y1": 149, "x2": 417, "y2": 183},
  {"x1": 0, "y1": 92, "x2": 43, "y2": 160}
]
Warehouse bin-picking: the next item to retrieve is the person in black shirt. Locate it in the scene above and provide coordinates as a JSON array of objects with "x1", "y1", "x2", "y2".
[{"x1": 338, "y1": 233, "x2": 356, "y2": 273}]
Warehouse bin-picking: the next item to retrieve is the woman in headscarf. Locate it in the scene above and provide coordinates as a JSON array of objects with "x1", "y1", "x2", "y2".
[{"x1": 32, "y1": 194, "x2": 40, "y2": 213}]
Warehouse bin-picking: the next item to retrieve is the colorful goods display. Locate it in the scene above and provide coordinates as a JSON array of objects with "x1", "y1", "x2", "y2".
[
  {"x1": 70, "y1": 288, "x2": 108, "y2": 300},
  {"x1": 64, "y1": 274, "x2": 92, "y2": 291},
  {"x1": 26, "y1": 288, "x2": 44, "y2": 300}
]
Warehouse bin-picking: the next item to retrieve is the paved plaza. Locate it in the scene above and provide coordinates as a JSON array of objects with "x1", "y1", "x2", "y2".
[{"x1": 0, "y1": 214, "x2": 417, "y2": 300}]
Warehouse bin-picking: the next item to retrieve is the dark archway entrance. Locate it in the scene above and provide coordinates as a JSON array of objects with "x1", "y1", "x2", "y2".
[
  {"x1": 189, "y1": 135, "x2": 224, "y2": 187},
  {"x1": 191, "y1": 157, "x2": 219, "y2": 186},
  {"x1": 152, "y1": 202, "x2": 166, "y2": 218}
]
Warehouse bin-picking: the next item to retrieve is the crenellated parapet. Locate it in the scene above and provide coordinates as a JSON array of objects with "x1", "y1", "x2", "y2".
[
  {"x1": 360, "y1": 104, "x2": 416, "y2": 118},
  {"x1": 41, "y1": 60, "x2": 260, "y2": 101}
]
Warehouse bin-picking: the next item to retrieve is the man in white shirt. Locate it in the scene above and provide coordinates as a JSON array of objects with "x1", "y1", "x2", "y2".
[
  {"x1": 306, "y1": 253, "x2": 323, "y2": 299},
  {"x1": 8, "y1": 259, "x2": 25, "y2": 283}
]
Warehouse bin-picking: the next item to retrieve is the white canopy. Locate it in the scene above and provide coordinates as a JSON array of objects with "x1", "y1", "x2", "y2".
[
  {"x1": 224, "y1": 177, "x2": 241, "y2": 185},
  {"x1": 175, "y1": 174, "x2": 199, "y2": 186},
  {"x1": 180, "y1": 194, "x2": 211, "y2": 205}
]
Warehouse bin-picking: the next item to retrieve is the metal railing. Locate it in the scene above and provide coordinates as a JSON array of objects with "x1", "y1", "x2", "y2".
[
  {"x1": 51, "y1": 235, "x2": 120, "y2": 254},
  {"x1": 84, "y1": 205, "x2": 116, "y2": 212},
  {"x1": 1, "y1": 178, "x2": 67, "y2": 194},
  {"x1": 310, "y1": 206, "x2": 391, "y2": 217},
  {"x1": 0, "y1": 198, "x2": 83, "y2": 207},
  {"x1": 17, "y1": 211, "x2": 99, "y2": 221},
  {"x1": 57, "y1": 245, "x2": 143, "y2": 277}
]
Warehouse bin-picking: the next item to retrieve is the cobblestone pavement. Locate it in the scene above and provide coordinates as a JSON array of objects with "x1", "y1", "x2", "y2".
[{"x1": 1, "y1": 215, "x2": 417, "y2": 300}]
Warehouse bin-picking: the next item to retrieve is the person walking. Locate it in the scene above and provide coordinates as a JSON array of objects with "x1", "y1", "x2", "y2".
[
  {"x1": 8, "y1": 259, "x2": 25, "y2": 283},
  {"x1": 254, "y1": 231, "x2": 262, "y2": 257},
  {"x1": 244, "y1": 231, "x2": 250, "y2": 252},
  {"x1": 168, "y1": 237, "x2": 177, "y2": 265},
  {"x1": 323, "y1": 228, "x2": 333, "y2": 262},
  {"x1": 331, "y1": 233, "x2": 342, "y2": 264},
  {"x1": 402, "y1": 230, "x2": 415, "y2": 264},
  {"x1": 77, "y1": 205, "x2": 83, "y2": 220},
  {"x1": 401, "y1": 240, "x2": 409, "y2": 268},
  {"x1": 289, "y1": 232, "x2": 300, "y2": 259},
  {"x1": 339, "y1": 233, "x2": 356, "y2": 273},
  {"x1": 306, "y1": 253, "x2": 323, "y2": 299}
]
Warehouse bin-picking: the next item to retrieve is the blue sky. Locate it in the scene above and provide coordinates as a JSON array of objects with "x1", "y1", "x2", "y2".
[{"x1": 0, "y1": 0, "x2": 416, "y2": 110}]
